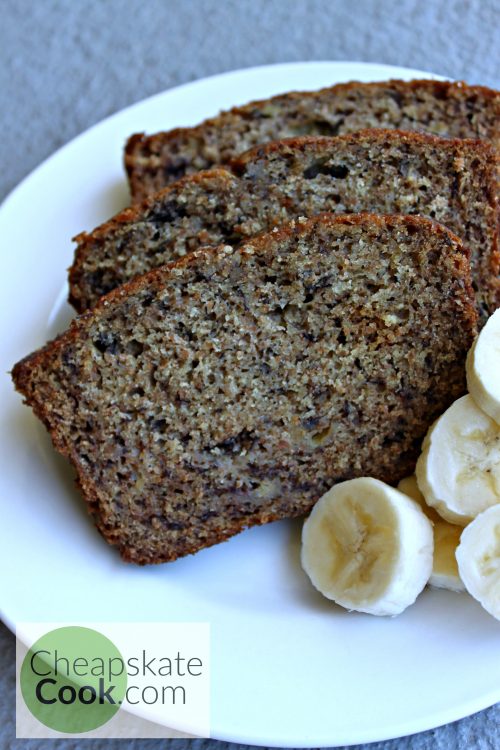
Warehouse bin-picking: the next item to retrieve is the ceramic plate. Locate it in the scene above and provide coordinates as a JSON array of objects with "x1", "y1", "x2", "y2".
[{"x1": 1, "y1": 61, "x2": 499, "y2": 747}]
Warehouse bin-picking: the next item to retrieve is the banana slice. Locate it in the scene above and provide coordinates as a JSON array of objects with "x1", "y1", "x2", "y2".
[
  {"x1": 431, "y1": 523, "x2": 465, "y2": 593},
  {"x1": 415, "y1": 395, "x2": 500, "y2": 526},
  {"x1": 466, "y1": 309, "x2": 500, "y2": 425},
  {"x1": 456, "y1": 504, "x2": 500, "y2": 621},
  {"x1": 397, "y1": 476, "x2": 465, "y2": 592},
  {"x1": 301, "y1": 477, "x2": 433, "y2": 616},
  {"x1": 397, "y1": 475, "x2": 441, "y2": 523}
]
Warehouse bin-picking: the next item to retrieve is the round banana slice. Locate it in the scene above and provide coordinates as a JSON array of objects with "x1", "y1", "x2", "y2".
[
  {"x1": 397, "y1": 476, "x2": 465, "y2": 592},
  {"x1": 415, "y1": 395, "x2": 500, "y2": 526},
  {"x1": 456, "y1": 504, "x2": 500, "y2": 621},
  {"x1": 301, "y1": 477, "x2": 433, "y2": 616},
  {"x1": 466, "y1": 309, "x2": 500, "y2": 425}
]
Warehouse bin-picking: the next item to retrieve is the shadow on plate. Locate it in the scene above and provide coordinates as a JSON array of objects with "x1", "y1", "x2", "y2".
[
  {"x1": 46, "y1": 285, "x2": 75, "y2": 338},
  {"x1": 78, "y1": 177, "x2": 130, "y2": 233},
  {"x1": 95, "y1": 177, "x2": 130, "y2": 221}
]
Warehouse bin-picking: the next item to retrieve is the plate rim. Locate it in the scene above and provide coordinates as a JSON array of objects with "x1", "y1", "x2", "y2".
[{"x1": 2, "y1": 59, "x2": 498, "y2": 748}]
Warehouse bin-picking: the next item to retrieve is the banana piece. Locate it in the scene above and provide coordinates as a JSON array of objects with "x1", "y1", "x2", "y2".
[
  {"x1": 431, "y1": 524, "x2": 465, "y2": 593},
  {"x1": 397, "y1": 475, "x2": 441, "y2": 523},
  {"x1": 415, "y1": 395, "x2": 500, "y2": 526},
  {"x1": 397, "y1": 476, "x2": 465, "y2": 592},
  {"x1": 466, "y1": 309, "x2": 500, "y2": 425},
  {"x1": 301, "y1": 477, "x2": 433, "y2": 616},
  {"x1": 456, "y1": 504, "x2": 500, "y2": 621}
]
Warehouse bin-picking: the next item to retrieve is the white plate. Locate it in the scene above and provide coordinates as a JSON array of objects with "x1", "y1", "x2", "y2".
[{"x1": 1, "y1": 61, "x2": 499, "y2": 747}]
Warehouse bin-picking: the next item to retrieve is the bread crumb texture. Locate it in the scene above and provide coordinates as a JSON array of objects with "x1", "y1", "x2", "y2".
[
  {"x1": 14, "y1": 214, "x2": 477, "y2": 564},
  {"x1": 125, "y1": 79, "x2": 500, "y2": 199},
  {"x1": 71, "y1": 131, "x2": 499, "y2": 319}
]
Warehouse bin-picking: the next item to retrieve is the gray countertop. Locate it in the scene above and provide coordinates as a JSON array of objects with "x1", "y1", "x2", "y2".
[{"x1": 1, "y1": 1, "x2": 499, "y2": 748}]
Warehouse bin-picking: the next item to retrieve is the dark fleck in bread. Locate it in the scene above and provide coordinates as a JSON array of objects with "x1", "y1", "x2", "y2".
[
  {"x1": 125, "y1": 79, "x2": 500, "y2": 201},
  {"x1": 71, "y1": 130, "x2": 499, "y2": 319},
  {"x1": 14, "y1": 214, "x2": 477, "y2": 564}
]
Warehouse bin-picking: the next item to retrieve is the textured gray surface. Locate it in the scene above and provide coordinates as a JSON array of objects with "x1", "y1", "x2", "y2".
[{"x1": 1, "y1": 0, "x2": 499, "y2": 748}]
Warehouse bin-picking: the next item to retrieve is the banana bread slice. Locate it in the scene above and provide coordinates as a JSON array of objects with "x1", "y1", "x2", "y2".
[
  {"x1": 125, "y1": 79, "x2": 500, "y2": 201},
  {"x1": 71, "y1": 130, "x2": 499, "y2": 318},
  {"x1": 13, "y1": 214, "x2": 477, "y2": 564}
]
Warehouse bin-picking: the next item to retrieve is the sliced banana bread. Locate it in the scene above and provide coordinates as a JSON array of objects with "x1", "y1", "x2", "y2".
[
  {"x1": 125, "y1": 79, "x2": 500, "y2": 201},
  {"x1": 71, "y1": 130, "x2": 499, "y2": 318},
  {"x1": 14, "y1": 214, "x2": 477, "y2": 564}
]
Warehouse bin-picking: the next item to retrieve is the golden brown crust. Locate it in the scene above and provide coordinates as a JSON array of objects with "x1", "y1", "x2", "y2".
[{"x1": 231, "y1": 128, "x2": 497, "y2": 169}]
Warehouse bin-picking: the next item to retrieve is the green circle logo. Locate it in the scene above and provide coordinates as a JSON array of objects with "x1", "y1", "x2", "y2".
[{"x1": 21, "y1": 626, "x2": 127, "y2": 733}]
